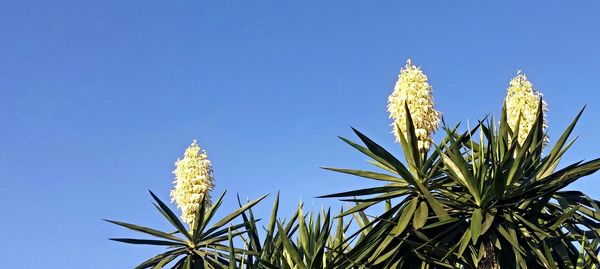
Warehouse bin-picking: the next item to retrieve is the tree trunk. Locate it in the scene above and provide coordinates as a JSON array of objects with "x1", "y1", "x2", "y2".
[{"x1": 478, "y1": 241, "x2": 500, "y2": 269}]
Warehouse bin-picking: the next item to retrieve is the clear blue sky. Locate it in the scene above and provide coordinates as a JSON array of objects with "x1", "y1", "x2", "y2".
[{"x1": 2, "y1": 1, "x2": 600, "y2": 267}]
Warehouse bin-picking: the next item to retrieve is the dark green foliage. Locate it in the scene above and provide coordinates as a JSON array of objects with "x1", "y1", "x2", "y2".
[
  {"x1": 322, "y1": 105, "x2": 600, "y2": 268},
  {"x1": 106, "y1": 191, "x2": 267, "y2": 269}
]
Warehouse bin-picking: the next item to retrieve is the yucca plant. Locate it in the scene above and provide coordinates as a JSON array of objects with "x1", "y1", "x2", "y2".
[
  {"x1": 236, "y1": 193, "x2": 299, "y2": 269},
  {"x1": 239, "y1": 194, "x2": 352, "y2": 269},
  {"x1": 321, "y1": 61, "x2": 457, "y2": 268},
  {"x1": 433, "y1": 103, "x2": 600, "y2": 269},
  {"x1": 321, "y1": 67, "x2": 600, "y2": 268},
  {"x1": 106, "y1": 191, "x2": 266, "y2": 268},
  {"x1": 320, "y1": 116, "x2": 460, "y2": 268},
  {"x1": 106, "y1": 141, "x2": 268, "y2": 268}
]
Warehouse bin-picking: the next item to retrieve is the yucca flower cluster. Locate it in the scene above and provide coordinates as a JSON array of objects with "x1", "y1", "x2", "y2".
[
  {"x1": 387, "y1": 59, "x2": 440, "y2": 153},
  {"x1": 504, "y1": 71, "x2": 549, "y2": 145},
  {"x1": 170, "y1": 140, "x2": 214, "y2": 227}
]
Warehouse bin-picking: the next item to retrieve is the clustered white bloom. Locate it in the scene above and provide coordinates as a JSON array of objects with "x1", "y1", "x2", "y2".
[
  {"x1": 505, "y1": 71, "x2": 548, "y2": 146},
  {"x1": 170, "y1": 140, "x2": 214, "y2": 227},
  {"x1": 387, "y1": 59, "x2": 441, "y2": 153}
]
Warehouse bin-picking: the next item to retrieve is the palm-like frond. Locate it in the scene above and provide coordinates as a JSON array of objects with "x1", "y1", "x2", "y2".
[
  {"x1": 239, "y1": 193, "x2": 352, "y2": 269},
  {"x1": 106, "y1": 191, "x2": 267, "y2": 269}
]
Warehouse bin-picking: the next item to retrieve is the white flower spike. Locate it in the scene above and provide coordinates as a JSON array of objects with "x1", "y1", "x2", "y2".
[
  {"x1": 170, "y1": 140, "x2": 214, "y2": 227},
  {"x1": 504, "y1": 71, "x2": 548, "y2": 146},
  {"x1": 387, "y1": 59, "x2": 441, "y2": 153}
]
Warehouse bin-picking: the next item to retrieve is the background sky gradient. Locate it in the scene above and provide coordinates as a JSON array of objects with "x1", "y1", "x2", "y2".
[{"x1": 2, "y1": 1, "x2": 600, "y2": 268}]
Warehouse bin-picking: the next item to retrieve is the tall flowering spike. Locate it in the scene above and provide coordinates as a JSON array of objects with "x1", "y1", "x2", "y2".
[
  {"x1": 170, "y1": 140, "x2": 214, "y2": 227},
  {"x1": 504, "y1": 71, "x2": 549, "y2": 145},
  {"x1": 387, "y1": 59, "x2": 441, "y2": 153}
]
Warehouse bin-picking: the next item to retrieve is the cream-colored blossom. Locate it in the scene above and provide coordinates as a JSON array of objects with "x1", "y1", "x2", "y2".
[
  {"x1": 504, "y1": 71, "x2": 548, "y2": 146},
  {"x1": 170, "y1": 140, "x2": 214, "y2": 227},
  {"x1": 387, "y1": 59, "x2": 440, "y2": 153}
]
